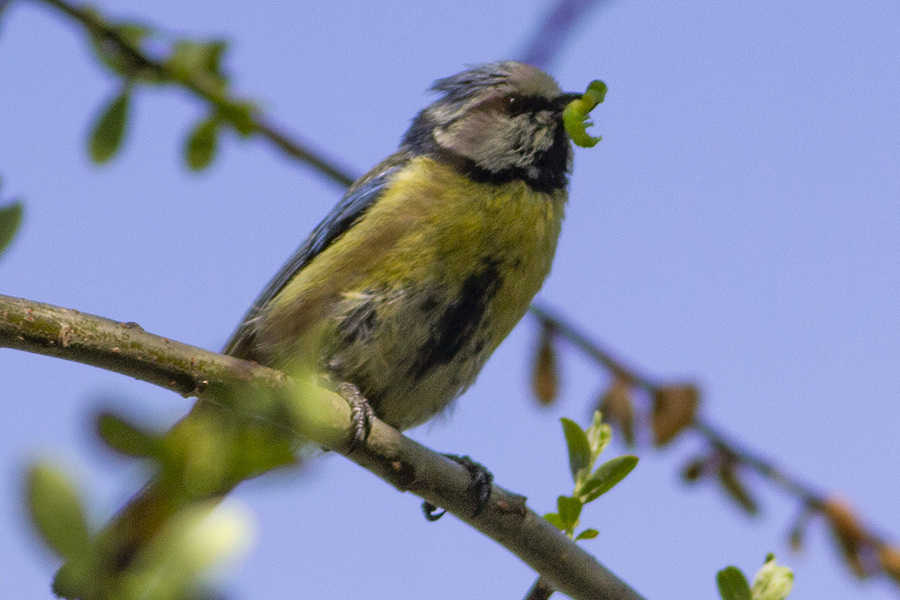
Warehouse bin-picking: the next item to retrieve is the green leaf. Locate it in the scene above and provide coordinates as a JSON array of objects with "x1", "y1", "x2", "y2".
[
  {"x1": 185, "y1": 116, "x2": 220, "y2": 170},
  {"x1": 574, "y1": 528, "x2": 599, "y2": 541},
  {"x1": 116, "y1": 23, "x2": 151, "y2": 46},
  {"x1": 717, "y1": 566, "x2": 752, "y2": 600},
  {"x1": 561, "y1": 418, "x2": 591, "y2": 482},
  {"x1": 557, "y1": 495, "x2": 582, "y2": 530},
  {"x1": 119, "y1": 501, "x2": 253, "y2": 600},
  {"x1": 167, "y1": 40, "x2": 228, "y2": 90},
  {"x1": 89, "y1": 87, "x2": 131, "y2": 164},
  {"x1": 585, "y1": 410, "x2": 611, "y2": 459},
  {"x1": 219, "y1": 100, "x2": 258, "y2": 137},
  {"x1": 579, "y1": 455, "x2": 638, "y2": 503},
  {"x1": 751, "y1": 555, "x2": 794, "y2": 600},
  {"x1": 0, "y1": 201, "x2": 23, "y2": 257},
  {"x1": 543, "y1": 512, "x2": 564, "y2": 530},
  {"x1": 96, "y1": 411, "x2": 160, "y2": 458},
  {"x1": 52, "y1": 562, "x2": 84, "y2": 599},
  {"x1": 52, "y1": 559, "x2": 98, "y2": 600},
  {"x1": 26, "y1": 462, "x2": 92, "y2": 560},
  {"x1": 87, "y1": 17, "x2": 154, "y2": 78}
]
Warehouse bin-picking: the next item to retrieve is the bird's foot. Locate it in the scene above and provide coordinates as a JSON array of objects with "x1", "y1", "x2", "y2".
[
  {"x1": 338, "y1": 382, "x2": 374, "y2": 453},
  {"x1": 422, "y1": 454, "x2": 494, "y2": 521}
]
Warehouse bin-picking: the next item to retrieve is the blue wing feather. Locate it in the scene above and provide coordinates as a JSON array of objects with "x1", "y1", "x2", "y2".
[{"x1": 223, "y1": 158, "x2": 406, "y2": 358}]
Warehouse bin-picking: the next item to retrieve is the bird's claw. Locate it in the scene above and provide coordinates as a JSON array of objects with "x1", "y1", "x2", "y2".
[
  {"x1": 338, "y1": 382, "x2": 374, "y2": 453},
  {"x1": 422, "y1": 454, "x2": 494, "y2": 521}
]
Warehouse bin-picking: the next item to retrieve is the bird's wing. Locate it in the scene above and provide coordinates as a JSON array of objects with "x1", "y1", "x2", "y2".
[{"x1": 223, "y1": 153, "x2": 410, "y2": 358}]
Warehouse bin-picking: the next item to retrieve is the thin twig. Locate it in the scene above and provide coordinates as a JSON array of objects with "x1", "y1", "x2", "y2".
[
  {"x1": 518, "y1": 0, "x2": 613, "y2": 69},
  {"x1": 530, "y1": 303, "x2": 899, "y2": 580},
  {"x1": 531, "y1": 305, "x2": 822, "y2": 502},
  {"x1": 34, "y1": 0, "x2": 357, "y2": 187}
]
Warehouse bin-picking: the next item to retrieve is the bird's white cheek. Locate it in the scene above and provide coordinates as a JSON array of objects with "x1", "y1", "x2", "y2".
[{"x1": 434, "y1": 113, "x2": 505, "y2": 163}]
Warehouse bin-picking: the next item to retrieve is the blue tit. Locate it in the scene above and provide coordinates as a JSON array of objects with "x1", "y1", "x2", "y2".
[
  {"x1": 224, "y1": 60, "x2": 582, "y2": 433},
  {"x1": 85, "y1": 63, "x2": 585, "y2": 572}
]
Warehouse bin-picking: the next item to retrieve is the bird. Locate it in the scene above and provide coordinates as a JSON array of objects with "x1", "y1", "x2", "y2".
[
  {"x1": 81, "y1": 61, "x2": 586, "y2": 582},
  {"x1": 225, "y1": 60, "x2": 581, "y2": 435}
]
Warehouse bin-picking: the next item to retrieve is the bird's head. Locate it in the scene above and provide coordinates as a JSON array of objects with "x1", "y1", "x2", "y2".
[{"x1": 402, "y1": 61, "x2": 582, "y2": 192}]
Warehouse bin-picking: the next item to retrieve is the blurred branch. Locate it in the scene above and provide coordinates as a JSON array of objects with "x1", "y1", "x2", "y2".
[
  {"x1": 32, "y1": 0, "x2": 357, "y2": 186},
  {"x1": 519, "y1": 0, "x2": 612, "y2": 69},
  {"x1": 0, "y1": 294, "x2": 645, "y2": 600},
  {"x1": 530, "y1": 304, "x2": 900, "y2": 588}
]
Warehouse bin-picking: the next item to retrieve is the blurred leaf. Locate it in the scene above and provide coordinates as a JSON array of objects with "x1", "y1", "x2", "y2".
[
  {"x1": 716, "y1": 566, "x2": 752, "y2": 600},
  {"x1": 532, "y1": 328, "x2": 559, "y2": 405},
  {"x1": 543, "y1": 512, "x2": 564, "y2": 530},
  {"x1": 96, "y1": 411, "x2": 160, "y2": 458},
  {"x1": 219, "y1": 100, "x2": 257, "y2": 136},
  {"x1": 584, "y1": 410, "x2": 611, "y2": 458},
  {"x1": 123, "y1": 501, "x2": 254, "y2": 600},
  {"x1": 115, "y1": 24, "x2": 151, "y2": 47},
  {"x1": 787, "y1": 505, "x2": 813, "y2": 552},
  {"x1": 681, "y1": 455, "x2": 708, "y2": 483},
  {"x1": 750, "y1": 554, "x2": 793, "y2": 600},
  {"x1": 651, "y1": 383, "x2": 699, "y2": 446},
  {"x1": 185, "y1": 116, "x2": 220, "y2": 170},
  {"x1": 599, "y1": 377, "x2": 634, "y2": 446},
  {"x1": 225, "y1": 420, "x2": 297, "y2": 481},
  {"x1": 0, "y1": 201, "x2": 23, "y2": 257},
  {"x1": 574, "y1": 528, "x2": 599, "y2": 541},
  {"x1": 26, "y1": 462, "x2": 92, "y2": 560},
  {"x1": 52, "y1": 562, "x2": 87, "y2": 599},
  {"x1": 557, "y1": 495, "x2": 582, "y2": 531},
  {"x1": 822, "y1": 497, "x2": 870, "y2": 577},
  {"x1": 878, "y1": 544, "x2": 900, "y2": 585},
  {"x1": 560, "y1": 418, "x2": 591, "y2": 482},
  {"x1": 167, "y1": 40, "x2": 228, "y2": 91},
  {"x1": 717, "y1": 462, "x2": 759, "y2": 515},
  {"x1": 158, "y1": 407, "x2": 296, "y2": 501},
  {"x1": 87, "y1": 15, "x2": 155, "y2": 79},
  {"x1": 788, "y1": 526, "x2": 804, "y2": 553},
  {"x1": 89, "y1": 87, "x2": 131, "y2": 164},
  {"x1": 579, "y1": 455, "x2": 638, "y2": 503}
]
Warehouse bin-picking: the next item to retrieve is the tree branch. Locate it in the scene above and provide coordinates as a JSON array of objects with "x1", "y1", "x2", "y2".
[
  {"x1": 531, "y1": 304, "x2": 900, "y2": 586},
  {"x1": 518, "y1": 0, "x2": 612, "y2": 69},
  {"x1": 0, "y1": 294, "x2": 646, "y2": 600},
  {"x1": 32, "y1": 0, "x2": 357, "y2": 187}
]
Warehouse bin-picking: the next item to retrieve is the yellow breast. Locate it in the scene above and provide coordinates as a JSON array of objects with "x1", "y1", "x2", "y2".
[{"x1": 257, "y1": 157, "x2": 566, "y2": 428}]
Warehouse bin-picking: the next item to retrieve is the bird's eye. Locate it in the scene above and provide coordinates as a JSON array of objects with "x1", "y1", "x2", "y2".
[{"x1": 506, "y1": 94, "x2": 524, "y2": 115}]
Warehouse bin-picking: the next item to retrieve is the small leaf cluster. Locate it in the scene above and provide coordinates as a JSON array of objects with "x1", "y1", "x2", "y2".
[
  {"x1": 717, "y1": 554, "x2": 793, "y2": 600},
  {"x1": 532, "y1": 314, "x2": 900, "y2": 587},
  {"x1": 530, "y1": 317, "x2": 699, "y2": 448},
  {"x1": 25, "y1": 389, "x2": 297, "y2": 600},
  {"x1": 544, "y1": 411, "x2": 638, "y2": 540},
  {"x1": 95, "y1": 403, "x2": 296, "y2": 509},
  {"x1": 27, "y1": 460, "x2": 253, "y2": 600},
  {"x1": 81, "y1": 7, "x2": 257, "y2": 170}
]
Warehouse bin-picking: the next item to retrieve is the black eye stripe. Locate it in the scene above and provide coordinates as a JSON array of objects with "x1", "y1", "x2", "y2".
[
  {"x1": 506, "y1": 95, "x2": 554, "y2": 115},
  {"x1": 471, "y1": 94, "x2": 555, "y2": 116}
]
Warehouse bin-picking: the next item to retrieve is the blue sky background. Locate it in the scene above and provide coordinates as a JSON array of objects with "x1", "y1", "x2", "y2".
[{"x1": 2, "y1": 1, "x2": 899, "y2": 598}]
